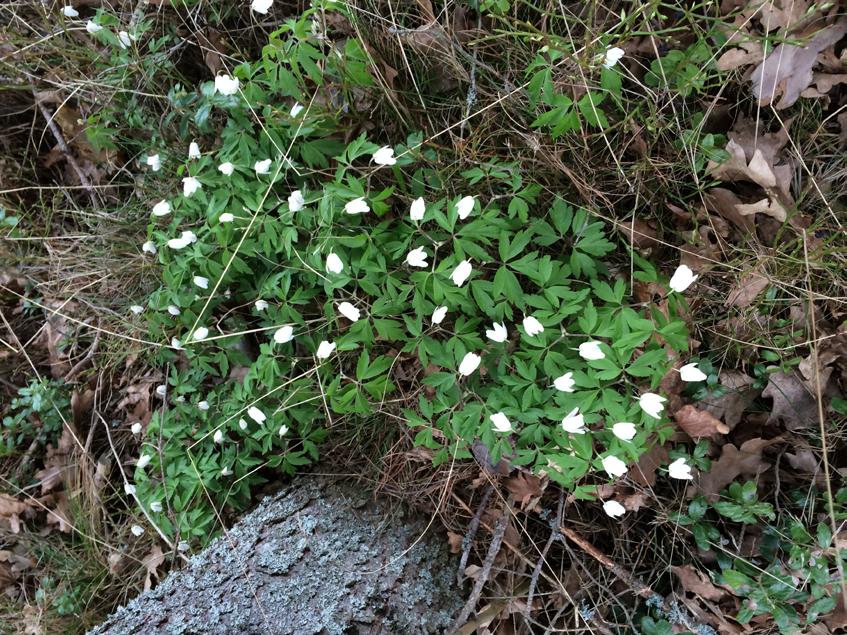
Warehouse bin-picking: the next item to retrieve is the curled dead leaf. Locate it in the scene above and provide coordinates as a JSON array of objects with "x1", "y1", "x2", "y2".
[
  {"x1": 750, "y1": 21, "x2": 847, "y2": 109},
  {"x1": 699, "y1": 371, "x2": 758, "y2": 430},
  {"x1": 674, "y1": 405, "x2": 730, "y2": 438}
]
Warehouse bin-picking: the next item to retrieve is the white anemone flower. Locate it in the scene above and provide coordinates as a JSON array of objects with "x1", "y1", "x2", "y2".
[
  {"x1": 218, "y1": 161, "x2": 234, "y2": 176},
  {"x1": 612, "y1": 422, "x2": 637, "y2": 441},
  {"x1": 167, "y1": 234, "x2": 191, "y2": 250},
  {"x1": 273, "y1": 325, "x2": 294, "y2": 344},
  {"x1": 668, "y1": 457, "x2": 694, "y2": 480},
  {"x1": 316, "y1": 340, "x2": 336, "y2": 359},
  {"x1": 142, "y1": 241, "x2": 157, "y2": 255},
  {"x1": 602, "y1": 46, "x2": 625, "y2": 69},
  {"x1": 85, "y1": 20, "x2": 102, "y2": 34},
  {"x1": 197, "y1": 400, "x2": 210, "y2": 411},
  {"x1": 431, "y1": 306, "x2": 448, "y2": 325},
  {"x1": 561, "y1": 408, "x2": 586, "y2": 434},
  {"x1": 130, "y1": 525, "x2": 144, "y2": 537},
  {"x1": 220, "y1": 466, "x2": 233, "y2": 476},
  {"x1": 213, "y1": 429, "x2": 224, "y2": 444},
  {"x1": 219, "y1": 212, "x2": 234, "y2": 223},
  {"x1": 485, "y1": 322, "x2": 508, "y2": 343},
  {"x1": 193, "y1": 275, "x2": 209, "y2": 289},
  {"x1": 137, "y1": 454, "x2": 151, "y2": 469},
  {"x1": 131, "y1": 422, "x2": 142, "y2": 435},
  {"x1": 251, "y1": 0, "x2": 273, "y2": 13},
  {"x1": 124, "y1": 483, "x2": 136, "y2": 495},
  {"x1": 151, "y1": 200, "x2": 171, "y2": 217},
  {"x1": 669, "y1": 264, "x2": 698, "y2": 292},
  {"x1": 602, "y1": 455, "x2": 628, "y2": 478},
  {"x1": 129, "y1": 305, "x2": 144, "y2": 314},
  {"x1": 288, "y1": 190, "x2": 305, "y2": 211},
  {"x1": 278, "y1": 425, "x2": 289, "y2": 437},
  {"x1": 214, "y1": 74, "x2": 239, "y2": 96},
  {"x1": 603, "y1": 500, "x2": 626, "y2": 518},
  {"x1": 450, "y1": 260, "x2": 472, "y2": 286},
  {"x1": 553, "y1": 372, "x2": 575, "y2": 392},
  {"x1": 254, "y1": 300, "x2": 268, "y2": 311},
  {"x1": 372, "y1": 146, "x2": 396, "y2": 166},
  {"x1": 405, "y1": 246, "x2": 428, "y2": 268},
  {"x1": 325, "y1": 252, "x2": 343, "y2": 274},
  {"x1": 679, "y1": 362, "x2": 707, "y2": 382},
  {"x1": 344, "y1": 197, "x2": 370, "y2": 215},
  {"x1": 523, "y1": 315, "x2": 544, "y2": 337},
  {"x1": 118, "y1": 31, "x2": 133, "y2": 49},
  {"x1": 337, "y1": 302, "x2": 360, "y2": 322},
  {"x1": 455, "y1": 195, "x2": 475, "y2": 220},
  {"x1": 290, "y1": 102, "x2": 304, "y2": 117},
  {"x1": 238, "y1": 418, "x2": 248, "y2": 430},
  {"x1": 490, "y1": 412, "x2": 512, "y2": 433},
  {"x1": 145, "y1": 154, "x2": 161, "y2": 171},
  {"x1": 247, "y1": 406, "x2": 266, "y2": 424},
  {"x1": 188, "y1": 141, "x2": 201, "y2": 160},
  {"x1": 150, "y1": 501, "x2": 163, "y2": 513},
  {"x1": 638, "y1": 392, "x2": 667, "y2": 419},
  {"x1": 458, "y1": 352, "x2": 481, "y2": 377},
  {"x1": 170, "y1": 337, "x2": 182, "y2": 350},
  {"x1": 182, "y1": 176, "x2": 201, "y2": 197},
  {"x1": 155, "y1": 385, "x2": 167, "y2": 397},
  {"x1": 62, "y1": 5, "x2": 79, "y2": 17},
  {"x1": 410, "y1": 197, "x2": 425, "y2": 221},
  {"x1": 254, "y1": 159, "x2": 271, "y2": 175},
  {"x1": 578, "y1": 341, "x2": 605, "y2": 361},
  {"x1": 167, "y1": 305, "x2": 181, "y2": 316},
  {"x1": 192, "y1": 326, "x2": 209, "y2": 341}
]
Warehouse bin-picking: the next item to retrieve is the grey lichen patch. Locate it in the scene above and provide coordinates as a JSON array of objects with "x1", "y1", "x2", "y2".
[{"x1": 88, "y1": 475, "x2": 461, "y2": 634}]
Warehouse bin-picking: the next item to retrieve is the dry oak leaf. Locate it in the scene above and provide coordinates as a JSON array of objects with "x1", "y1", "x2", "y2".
[
  {"x1": 699, "y1": 371, "x2": 759, "y2": 429},
  {"x1": 750, "y1": 21, "x2": 847, "y2": 109},
  {"x1": 142, "y1": 545, "x2": 165, "y2": 591},
  {"x1": 672, "y1": 564, "x2": 727, "y2": 602},
  {"x1": 674, "y1": 405, "x2": 730, "y2": 437},
  {"x1": 504, "y1": 472, "x2": 546, "y2": 511},
  {"x1": 725, "y1": 270, "x2": 770, "y2": 308},
  {"x1": 762, "y1": 370, "x2": 819, "y2": 429},
  {"x1": 704, "y1": 187, "x2": 757, "y2": 233},
  {"x1": 698, "y1": 437, "x2": 772, "y2": 500},
  {"x1": 630, "y1": 444, "x2": 670, "y2": 488}
]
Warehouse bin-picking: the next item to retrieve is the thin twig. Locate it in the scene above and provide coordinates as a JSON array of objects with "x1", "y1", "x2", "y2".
[
  {"x1": 525, "y1": 489, "x2": 565, "y2": 618},
  {"x1": 64, "y1": 328, "x2": 100, "y2": 381},
  {"x1": 450, "y1": 502, "x2": 510, "y2": 633},
  {"x1": 457, "y1": 484, "x2": 494, "y2": 585},
  {"x1": 31, "y1": 90, "x2": 100, "y2": 209}
]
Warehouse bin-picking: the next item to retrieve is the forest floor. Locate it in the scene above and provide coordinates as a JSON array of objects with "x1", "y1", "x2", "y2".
[{"x1": 1, "y1": 1, "x2": 847, "y2": 634}]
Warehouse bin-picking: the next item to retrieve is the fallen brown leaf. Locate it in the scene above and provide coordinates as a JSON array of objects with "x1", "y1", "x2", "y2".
[
  {"x1": 630, "y1": 444, "x2": 670, "y2": 488},
  {"x1": 142, "y1": 545, "x2": 165, "y2": 591},
  {"x1": 750, "y1": 21, "x2": 847, "y2": 109},
  {"x1": 698, "y1": 438, "x2": 772, "y2": 500},
  {"x1": 762, "y1": 371, "x2": 819, "y2": 430},
  {"x1": 504, "y1": 472, "x2": 546, "y2": 511},
  {"x1": 674, "y1": 405, "x2": 730, "y2": 437},
  {"x1": 699, "y1": 371, "x2": 759, "y2": 429},
  {"x1": 446, "y1": 531, "x2": 463, "y2": 554},
  {"x1": 673, "y1": 564, "x2": 727, "y2": 602},
  {"x1": 725, "y1": 270, "x2": 770, "y2": 308}
]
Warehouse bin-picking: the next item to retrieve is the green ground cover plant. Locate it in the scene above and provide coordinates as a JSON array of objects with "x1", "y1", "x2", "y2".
[{"x1": 2, "y1": 0, "x2": 846, "y2": 633}]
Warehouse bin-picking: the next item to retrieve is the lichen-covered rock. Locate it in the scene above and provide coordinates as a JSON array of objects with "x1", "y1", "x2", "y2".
[{"x1": 89, "y1": 476, "x2": 461, "y2": 634}]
